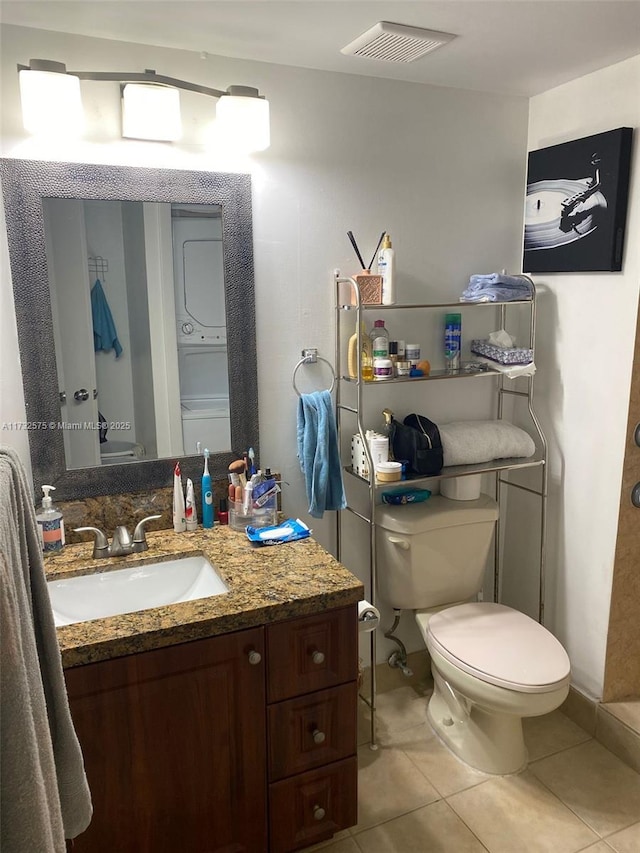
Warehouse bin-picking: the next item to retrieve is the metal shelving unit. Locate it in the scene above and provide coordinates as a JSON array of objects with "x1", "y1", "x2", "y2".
[{"x1": 334, "y1": 273, "x2": 548, "y2": 749}]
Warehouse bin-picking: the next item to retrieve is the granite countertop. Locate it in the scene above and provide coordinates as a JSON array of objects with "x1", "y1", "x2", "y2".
[{"x1": 45, "y1": 526, "x2": 364, "y2": 668}]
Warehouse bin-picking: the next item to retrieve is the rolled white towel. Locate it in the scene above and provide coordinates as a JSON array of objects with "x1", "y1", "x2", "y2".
[{"x1": 439, "y1": 420, "x2": 536, "y2": 467}]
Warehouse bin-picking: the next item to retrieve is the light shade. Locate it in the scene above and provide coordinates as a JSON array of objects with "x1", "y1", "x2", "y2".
[
  {"x1": 121, "y1": 83, "x2": 182, "y2": 142},
  {"x1": 216, "y1": 94, "x2": 270, "y2": 152},
  {"x1": 19, "y1": 68, "x2": 84, "y2": 136}
]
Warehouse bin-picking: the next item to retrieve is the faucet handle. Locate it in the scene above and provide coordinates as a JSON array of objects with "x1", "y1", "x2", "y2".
[
  {"x1": 74, "y1": 526, "x2": 109, "y2": 558},
  {"x1": 132, "y1": 515, "x2": 162, "y2": 552}
]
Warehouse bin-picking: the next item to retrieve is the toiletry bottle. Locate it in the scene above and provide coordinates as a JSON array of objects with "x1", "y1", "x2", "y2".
[
  {"x1": 173, "y1": 462, "x2": 186, "y2": 532},
  {"x1": 370, "y1": 320, "x2": 390, "y2": 360},
  {"x1": 377, "y1": 233, "x2": 395, "y2": 305},
  {"x1": 202, "y1": 448, "x2": 214, "y2": 528},
  {"x1": 361, "y1": 333, "x2": 373, "y2": 381},
  {"x1": 444, "y1": 313, "x2": 462, "y2": 372},
  {"x1": 185, "y1": 478, "x2": 198, "y2": 531},
  {"x1": 218, "y1": 498, "x2": 229, "y2": 525},
  {"x1": 36, "y1": 485, "x2": 65, "y2": 552},
  {"x1": 348, "y1": 322, "x2": 367, "y2": 379}
]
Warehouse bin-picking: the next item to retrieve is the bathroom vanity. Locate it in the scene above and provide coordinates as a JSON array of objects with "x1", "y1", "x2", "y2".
[{"x1": 46, "y1": 528, "x2": 363, "y2": 853}]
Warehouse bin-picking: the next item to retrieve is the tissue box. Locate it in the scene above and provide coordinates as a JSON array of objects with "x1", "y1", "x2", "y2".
[{"x1": 470, "y1": 339, "x2": 533, "y2": 365}]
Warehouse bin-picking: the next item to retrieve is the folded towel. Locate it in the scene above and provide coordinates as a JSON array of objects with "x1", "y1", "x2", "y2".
[
  {"x1": 297, "y1": 390, "x2": 346, "y2": 519},
  {"x1": 461, "y1": 273, "x2": 533, "y2": 303},
  {"x1": 474, "y1": 357, "x2": 537, "y2": 380},
  {"x1": 438, "y1": 421, "x2": 536, "y2": 467},
  {"x1": 91, "y1": 278, "x2": 122, "y2": 357},
  {"x1": 0, "y1": 447, "x2": 92, "y2": 851}
]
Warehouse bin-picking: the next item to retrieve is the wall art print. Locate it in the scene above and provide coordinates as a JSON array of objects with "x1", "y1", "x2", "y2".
[{"x1": 523, "y1": 127, "x2": 633, "y2": 273}]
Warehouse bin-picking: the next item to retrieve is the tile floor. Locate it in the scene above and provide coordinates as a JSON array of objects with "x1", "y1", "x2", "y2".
[{"x1": 311, "y1": 683, "x2": 640, "y2": 853}]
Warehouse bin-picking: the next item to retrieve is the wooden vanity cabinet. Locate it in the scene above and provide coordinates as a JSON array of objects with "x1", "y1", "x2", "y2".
[
  {"x1": 65, "y1": 605, "x2": 358, "y2": 853},
  {"x1": 266, "y1": 606, "x2": 359, "y2": 852},
  {"x1": 65, "y1": 627, "x2": 267, "y2": 853}
]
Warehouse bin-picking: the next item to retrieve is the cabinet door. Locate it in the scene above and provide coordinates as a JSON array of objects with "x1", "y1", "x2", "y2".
[
  {"x1": 266, "y1": 606, "x2": 357, "y2": 702},
  {"x1": 268, "y1": 684, "x2": 357, "y2": 781},
  {"x1": 65, "y1": 628, "x2": 267, "y2": 853}
]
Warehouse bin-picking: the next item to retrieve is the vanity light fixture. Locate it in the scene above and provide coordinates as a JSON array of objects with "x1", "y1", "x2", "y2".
[{"x1": 17, "y1": 60, "x2": 271, "y2": 150}]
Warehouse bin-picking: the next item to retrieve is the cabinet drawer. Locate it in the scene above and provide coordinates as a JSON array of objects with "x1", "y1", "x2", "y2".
[
  {"x1": 268, "y1": 683, "x2": 357, "y2": 781},
  {"x1": 266, "y1": 606, "x2": 357, "y2": 702},
  {"x1": 269, "y1": 756, "x2": 358, "y2": 853}
]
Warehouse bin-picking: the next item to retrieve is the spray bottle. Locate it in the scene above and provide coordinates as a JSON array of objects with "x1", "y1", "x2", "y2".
[{"x1": 202, "y1": 449, "x2": 214, "y2": 528}]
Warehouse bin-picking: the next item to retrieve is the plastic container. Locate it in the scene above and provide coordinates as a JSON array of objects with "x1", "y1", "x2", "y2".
[
  {"x1": 376, "y1": 461, "x2": 402, "y2": 483},
  {"x1": 377, "y1": 233, "x2": 395, "y2": 305},
  {"x1": 445, "y1": 313, "x2": 462, "y2": 372},
  {"x1": 405, "y1": 344, "x2": 420, "y2": 365},
  {"x1": 229, "y1": 496, "x2": 278, "y2": 532},
  {"x1": 370, "y1": 320, "x2": 390, "y2": 359},
  {"x1": 396, "y1": 361, "x2": 411, "y2": 376},
  {"x1": 36, "y1": 484, "x2": 65, "y2": 552},
  {"x1": 373, "y1": 357, "x2": 393, "y2": 380}
]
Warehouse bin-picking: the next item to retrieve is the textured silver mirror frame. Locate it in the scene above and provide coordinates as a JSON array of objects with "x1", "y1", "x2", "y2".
[{"x1": 1, "y1": 158, "x2": 259, "y2": 500}]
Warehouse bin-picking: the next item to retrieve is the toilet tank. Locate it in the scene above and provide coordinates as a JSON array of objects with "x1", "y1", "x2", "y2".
[{"x1": 376, "y1": 494, "x2": 499, "y2": 610}]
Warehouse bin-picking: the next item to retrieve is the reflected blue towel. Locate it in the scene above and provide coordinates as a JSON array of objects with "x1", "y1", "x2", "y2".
[
  {"x1": 297, "y1": 390, "x2": 346, "y2": 519},
  {"x1": 91, "y1": 279, "x2": 122, "y2": 357}
]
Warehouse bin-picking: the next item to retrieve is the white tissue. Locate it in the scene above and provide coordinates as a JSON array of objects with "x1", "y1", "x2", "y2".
[
  {"x1": 358, "y1": 600, "x2": 380, "y2": 633},
  {"x1": 488, "y1": 329, "x2": 515, "y2": 348}
]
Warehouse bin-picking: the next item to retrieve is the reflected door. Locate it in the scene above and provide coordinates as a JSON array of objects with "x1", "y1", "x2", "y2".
[{"x1": 43, "y1": 199, "x2": 100, "y2": 469}]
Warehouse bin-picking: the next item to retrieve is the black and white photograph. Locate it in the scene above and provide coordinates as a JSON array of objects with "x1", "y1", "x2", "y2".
[{"x1": 523, "y1": 127, "x2": 633, "y2": 273}]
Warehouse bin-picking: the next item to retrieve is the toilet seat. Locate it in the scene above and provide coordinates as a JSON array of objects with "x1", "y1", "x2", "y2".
[{"x1": 424, "y1": 602, "x2": 570, "y2": 694}]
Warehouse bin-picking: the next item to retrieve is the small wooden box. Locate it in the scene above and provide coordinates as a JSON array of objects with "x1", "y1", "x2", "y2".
[
  {"x1": 356, "y1": 274, "x2": 383, "y2": 304},
  {"x1": 339, "y1": 273, "x2": 383, "y2": 306}
]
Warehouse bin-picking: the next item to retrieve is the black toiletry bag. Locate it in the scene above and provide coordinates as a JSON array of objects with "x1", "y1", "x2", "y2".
[{"x1": 390, "y1": 413, "x2": 444, "y2": 476}]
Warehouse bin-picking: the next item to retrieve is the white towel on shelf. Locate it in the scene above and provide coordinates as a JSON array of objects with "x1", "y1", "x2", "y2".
[
  {"x1": 0, "y1": 446, "x2": 92, "y2": 852},
  {"x1": 439, "y1": 421, "x2": 536, "y2": 467}
]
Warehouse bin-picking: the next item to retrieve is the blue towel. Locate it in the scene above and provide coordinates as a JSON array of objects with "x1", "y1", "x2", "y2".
[
  {"x1": 297, "y1": 390, "x2": 346, "y2": 519},
  {"x1": 461, "y1": 273, "x2": 533, "y2": 303},
  {"x1": 91, "y1": 279, "x2": 122, "y2": 357}
]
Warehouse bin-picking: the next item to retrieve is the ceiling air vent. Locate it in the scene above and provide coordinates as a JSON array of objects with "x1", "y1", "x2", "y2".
[{"x1": 341, "y1": 21, "x2": 457, "y2": 63}]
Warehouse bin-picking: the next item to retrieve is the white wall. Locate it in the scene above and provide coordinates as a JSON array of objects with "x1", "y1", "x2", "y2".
[{"x1": 524, "y1": 55, "x2": 640, "y2": 699}]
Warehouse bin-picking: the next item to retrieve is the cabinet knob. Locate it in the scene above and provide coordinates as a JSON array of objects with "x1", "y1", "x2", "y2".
[
  {"x1": 311, "y1": 650, "x2": 325, "y2": 665},
  {"x1": 247, "y1": 650, "x2": 262, "y2": 665},
  {"x1": 312, "y1": 729, "x2": 326, "y2": 744},
  {"x1": 313, "y1": 805, "x2": 326, "y2": 821}
]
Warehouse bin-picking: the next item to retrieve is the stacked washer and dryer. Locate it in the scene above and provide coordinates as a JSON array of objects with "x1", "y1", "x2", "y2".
[{"x1": 172, "y1": 205, "x2": 231, "y2": 456}]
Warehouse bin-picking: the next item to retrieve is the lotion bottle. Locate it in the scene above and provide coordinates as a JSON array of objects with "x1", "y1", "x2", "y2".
[
  {"x1": 377, "y1": 233, "x2": 395, "y2": 305},
  {"x1": 173, "y1": 462, "x2": 186, "y2": 532},
  {"x1": 36, "y1": 484, "x2": 65, "y2": 552},
  {"x1": 185, "y1": 478, "x2": 198, "y2": 531}
]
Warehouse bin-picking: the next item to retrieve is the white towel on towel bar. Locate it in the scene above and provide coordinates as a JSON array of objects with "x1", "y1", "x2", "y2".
[{"x1": 439, "y1": 420, "x2": 536, "y2": 467}]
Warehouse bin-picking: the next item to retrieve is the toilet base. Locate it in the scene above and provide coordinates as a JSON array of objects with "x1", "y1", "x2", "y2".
[{"x1": 428, "y1": 667, "x2": 528, "y2": 775}]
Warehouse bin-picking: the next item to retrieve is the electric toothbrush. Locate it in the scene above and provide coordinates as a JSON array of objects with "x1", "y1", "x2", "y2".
[{"x1": 202, "y1": 448, "x2": 214, "y2": 528}]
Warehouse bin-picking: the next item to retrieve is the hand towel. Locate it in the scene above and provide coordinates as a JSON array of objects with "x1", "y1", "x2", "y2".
[
  {"x1": 296, "y1": 390, "x2": 346, "y2": 519},
  {"x1": 0, "y1": 446, "x2": 92, "y2": 852},
  {"x1": 438, "y1": 421, "x2": 536, "y2": 467},
  {"x1": 461, "y1": 273, "x2": 533, "y2": 303},
  {"x1": 91, "y1": 278, "x2": 122, "y2": 357}
]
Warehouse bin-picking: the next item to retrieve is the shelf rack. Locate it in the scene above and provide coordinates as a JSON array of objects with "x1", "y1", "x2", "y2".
[{"x1": 334, "y1": 273, "x2": 548, "y2": 749}]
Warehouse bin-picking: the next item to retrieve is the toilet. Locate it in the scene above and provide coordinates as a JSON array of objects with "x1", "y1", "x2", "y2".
[{"x1": 376, "y1": 493, "x2": 570, "y2": 775}]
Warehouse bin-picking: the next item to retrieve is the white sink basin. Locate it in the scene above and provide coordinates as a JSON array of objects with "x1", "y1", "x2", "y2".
[{"x1": 47, "y1": 555, "x2": 228, "y2": 627}]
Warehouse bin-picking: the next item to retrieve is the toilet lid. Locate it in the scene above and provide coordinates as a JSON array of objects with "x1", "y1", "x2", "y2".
[{"x1": 426, "y1": 603, "x2": 570, "y2": 694}]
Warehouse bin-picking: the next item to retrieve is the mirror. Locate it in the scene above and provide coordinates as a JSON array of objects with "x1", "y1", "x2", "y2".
[{"x1": 1, "y1": 158, "x2": 259, "y2": 500}]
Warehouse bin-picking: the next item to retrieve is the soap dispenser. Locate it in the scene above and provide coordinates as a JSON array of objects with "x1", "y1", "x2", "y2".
[{"x1": 36, "y1": 484, "x2": 65, "y2": 552}]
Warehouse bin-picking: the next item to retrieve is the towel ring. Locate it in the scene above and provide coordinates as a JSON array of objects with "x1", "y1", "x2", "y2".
[{"x1": 292, "y1": 348, "x2": 336, "y2": 397}]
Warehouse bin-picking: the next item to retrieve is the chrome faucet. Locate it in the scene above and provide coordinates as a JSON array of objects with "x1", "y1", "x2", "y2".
[{"x1": 74, "y1": 515, "x2": 162, "y2": 558}]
